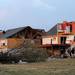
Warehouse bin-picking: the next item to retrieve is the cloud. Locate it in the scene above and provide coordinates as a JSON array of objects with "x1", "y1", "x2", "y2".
[{"x1": 33, "y1": 0, "x2": 56, "y2": 10}]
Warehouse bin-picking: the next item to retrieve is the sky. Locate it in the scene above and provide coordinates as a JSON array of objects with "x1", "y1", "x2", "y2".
[{"x1": 0, "y1": 0, "x2": 75, "y2": 31}]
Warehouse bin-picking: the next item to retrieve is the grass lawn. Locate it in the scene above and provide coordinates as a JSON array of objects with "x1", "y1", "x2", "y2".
[{"x1": 0, "y1": 58, "x2": 75, "y2": 75}]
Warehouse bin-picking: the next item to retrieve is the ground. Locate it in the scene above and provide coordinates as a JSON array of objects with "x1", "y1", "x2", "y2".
[{"x1": 0, "y1": 58, "x2": 75, "y2": 75}]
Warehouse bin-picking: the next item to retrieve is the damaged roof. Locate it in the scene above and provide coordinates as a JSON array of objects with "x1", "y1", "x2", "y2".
[
  {"x1": 0, "y1": 26, "x2": 45, "y2": 38},
  {"x1": 0, "y1": 26, "x2": 26, "y2": 38}
]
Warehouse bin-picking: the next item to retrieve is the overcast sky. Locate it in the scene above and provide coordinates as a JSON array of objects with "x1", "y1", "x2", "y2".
[{"x1": 0, "y1": 0, "x2": 75, "y2": 31}]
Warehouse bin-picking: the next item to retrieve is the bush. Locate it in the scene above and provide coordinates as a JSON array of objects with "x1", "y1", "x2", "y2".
[
  {"x1": 21, "y1": 48, "x2": 48, "y2": 62},
  {"x1": 7, "y1": 48, "x2": 48, "y2": 63}
]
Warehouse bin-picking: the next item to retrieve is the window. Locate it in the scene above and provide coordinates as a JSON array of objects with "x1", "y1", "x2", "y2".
[{"x1": 3, "y1": 43, "x2": 6, "y2": 46}]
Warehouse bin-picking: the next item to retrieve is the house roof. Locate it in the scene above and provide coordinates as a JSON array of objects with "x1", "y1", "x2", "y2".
[
  {"x1": 0, "y1": 26, "x2": 45, "y2": 38},
  {"x1": 0, "y1": 26, "x2": 30, "y2": 38},
  {"x1": 47, "y1": 25, "x2": 57, "y2": 35}
]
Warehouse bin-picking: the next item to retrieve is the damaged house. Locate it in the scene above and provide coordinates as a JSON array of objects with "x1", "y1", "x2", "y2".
[
  {"x1": 0, "y1": 26, "x2": 45, "y2": 53},
  {"x1": 42, "y1": 21, "x2": 75, "y2": 57}
]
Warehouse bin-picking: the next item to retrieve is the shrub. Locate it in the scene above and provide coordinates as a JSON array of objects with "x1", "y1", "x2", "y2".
[{"x1": 21, "y1": 48, "x2": 48, "y2": 62}]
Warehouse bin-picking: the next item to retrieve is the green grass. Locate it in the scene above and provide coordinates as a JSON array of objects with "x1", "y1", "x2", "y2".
[{"x1": 0, "y1": 58, "x2": 75, "y2": 75}]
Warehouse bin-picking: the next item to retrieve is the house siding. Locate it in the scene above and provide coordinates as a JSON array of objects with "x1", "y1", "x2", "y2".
[
  {"x1": 0, "y1": 38, "x2": 24, "y2": 53},
  {"x1": 7, "y1": 38, "x2": 24, "y2": 49}
]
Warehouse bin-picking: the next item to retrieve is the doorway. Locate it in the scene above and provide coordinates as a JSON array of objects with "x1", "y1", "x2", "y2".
[{"x1": 60, "y1": 37, "x2": 66, "y2": 44}]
